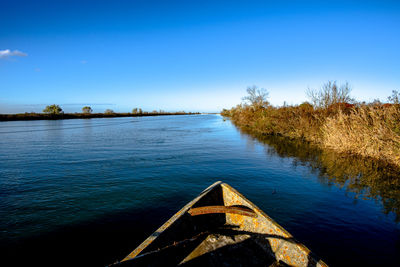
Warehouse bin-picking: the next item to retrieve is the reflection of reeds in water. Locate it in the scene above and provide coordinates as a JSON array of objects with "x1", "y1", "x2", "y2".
[{"x1": 241, "y1": 130, "x2": 400, "y2": 221}]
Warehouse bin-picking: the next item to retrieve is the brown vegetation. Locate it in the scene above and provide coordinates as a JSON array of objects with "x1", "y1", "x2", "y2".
[
  {"x1": 222, "y1": 82, "x2": 400, "y2": 166},
  {"x1": 322, "y1": 105, "x2": 400, "y2": 164}
]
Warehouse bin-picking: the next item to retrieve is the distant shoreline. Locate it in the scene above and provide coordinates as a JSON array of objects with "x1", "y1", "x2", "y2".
[{"x1": 0, "y1": 112, "x2": 201, "y2": 122}]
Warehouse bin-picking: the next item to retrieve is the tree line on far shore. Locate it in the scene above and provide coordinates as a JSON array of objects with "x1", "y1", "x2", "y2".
[
  {"x1": 42, "y1": 104, "x2": 102, "y2": 114},
  {"x1": 41, "y1": 104, "x2": 185, "y2": 115},
  {"x1": 0, "y1": 105, "x2": 199, "y2": 121}
]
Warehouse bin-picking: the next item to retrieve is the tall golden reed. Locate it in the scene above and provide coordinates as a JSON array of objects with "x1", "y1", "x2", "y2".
[{"x1": 322, "y1": 105, "x2": 400, "y2": 165}]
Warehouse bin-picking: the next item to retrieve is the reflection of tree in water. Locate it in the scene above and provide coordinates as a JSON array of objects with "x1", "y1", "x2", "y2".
[{"x1": 239, "y1": 128, "x2": 400, "y2": 221}]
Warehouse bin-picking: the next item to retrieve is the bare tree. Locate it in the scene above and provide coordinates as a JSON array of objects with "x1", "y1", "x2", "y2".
[
  {"x1": 307, "y1": 81, "x2": 353, "y2": 109},
  {"x1": 242, "y1": 85, "x2": 269, "y2": 108},
  {"x1": 388, "y1": 90, "x2": 400, "y2": 104}
]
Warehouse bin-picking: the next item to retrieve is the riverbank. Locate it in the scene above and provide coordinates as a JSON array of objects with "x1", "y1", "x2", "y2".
[
  {"x1": 222, "y1": 93, "x2": 400, "y2": 167},
  {"x1": 0, "y1": 112, "x2": 200, "y2": 121}
]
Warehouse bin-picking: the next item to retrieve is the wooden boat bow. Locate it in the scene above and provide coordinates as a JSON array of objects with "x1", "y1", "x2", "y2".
[{"x1": 111, "y1": 181, "x2": 328, "y2": 267}]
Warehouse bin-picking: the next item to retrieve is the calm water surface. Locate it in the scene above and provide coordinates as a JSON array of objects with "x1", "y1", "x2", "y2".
[{"x1": 1, "y1": 115, "x2": 399, "y2": 266}]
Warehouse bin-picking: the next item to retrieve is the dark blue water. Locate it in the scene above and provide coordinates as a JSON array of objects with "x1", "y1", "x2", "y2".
[{"x1": 1, "y1": 115, "x2": 399, "y2": 266}]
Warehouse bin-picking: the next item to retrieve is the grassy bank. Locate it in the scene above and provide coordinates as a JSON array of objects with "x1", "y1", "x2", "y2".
[
  {"x1": 222, "y1": 83, "x2": 400, "y2": 166},
  {"x1": 0, "y1": 111, "x2": 200, "y2": 121}
]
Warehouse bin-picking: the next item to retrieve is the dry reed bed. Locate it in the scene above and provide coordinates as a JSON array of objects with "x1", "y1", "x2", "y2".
[
  {"x1": 323, "y1": 105, "x2": 400, "y2": 166},
  {"x1": 223, "y1": 104, "x2": 400, "y2": 167}
]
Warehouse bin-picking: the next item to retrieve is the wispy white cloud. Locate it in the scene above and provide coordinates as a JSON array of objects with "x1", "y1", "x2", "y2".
[
  {"x1": 80, "y1": 60, "x2": 88, "y2": 64},
  {"x1": 0, "y1": 49, "x2": 28, "y2": 59}
]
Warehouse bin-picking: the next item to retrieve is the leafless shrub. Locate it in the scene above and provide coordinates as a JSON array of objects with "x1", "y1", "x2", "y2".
[
  {"x1": 242, "y1": 86, "x2": 270, "y2": 108},
  {"x1": 388, "y1": 90, "x2": 400, "y2": 104},
  {"x1": 307, "y1": 81, "x2": 353, "y2": 109}
]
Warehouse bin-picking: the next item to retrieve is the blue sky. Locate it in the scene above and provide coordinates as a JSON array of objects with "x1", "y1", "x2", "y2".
[{"x1": 1, "y1": 0, "x2": 399, "y2": 113}]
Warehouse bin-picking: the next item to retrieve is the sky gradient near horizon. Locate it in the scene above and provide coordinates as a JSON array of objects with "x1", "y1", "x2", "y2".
[{"x1": 1, "y1": 0, "x2": 400, "y2": 113}]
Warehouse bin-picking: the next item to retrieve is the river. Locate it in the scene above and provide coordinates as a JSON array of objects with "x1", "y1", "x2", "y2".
[{"x1": 0, "y1": 114, "x2": 399, "y2": 266}]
